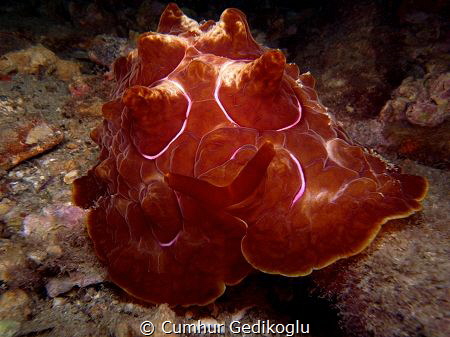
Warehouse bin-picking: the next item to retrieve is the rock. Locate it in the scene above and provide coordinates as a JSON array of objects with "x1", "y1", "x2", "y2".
[
  {"x1": 378, "y1": 71, "x2": 450, "y2": 168},
  {"x1": 0, "y1": 44, "x2": 81, "y2": 81},
  {"x1": 288, "y1": 0, "x2": 449, "y2": 169},
  {"x1": 20, "y1": 204, "x2": 103, "y2": 282},
  {"x1": 22, "y1": 204, "x2": 86, "y2": 241},
  {"x1": 19, "y1": 204, "x2": 105, "y2": 289},
  {"x1": 0, "y1": 119, "x2": 64, "y2": 170},
  {"x1": 0, "y1": 45, "x2": 57, "y2": 76},
  {"x1": 430, "y1": 73, "x2": 450, "y2": 106},
  {"x1": 25, "y1": 123, "x2": 54, "y2": 145},
  {"x1": 0, "y1": 289, "x2": 32, "y2": 321},
  {"x1": 46, "y1": 272, "x2": 105, "y2": 298},
  {"x1": 63, "y1": 170, "x2": 79, "y2": 184},
  {"x1": 406, "y1": 100, "x2": 442, "y2": 126},
  {"x1": 381, "y1": 73, "x2": 450, "y2": 127}
]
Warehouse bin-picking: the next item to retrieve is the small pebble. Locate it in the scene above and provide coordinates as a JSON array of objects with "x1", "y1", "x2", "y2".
[
  {"x1": 66, "y1": 142, "x2": 79, "y2": 150},
  {"x1": 25, "y1": 123, "x2": 54, "y2": 145},
  {"x1": 123, "y1": 303, "x2": 134, "y2": 313},
  {"x1": 0, "y1": 199, "x2": 14, "y2": 217},
  {"x1": 63, "y1": 160, "x2": 77, "y2": 171},
  {"x1": 63, "y1": 170, "x2": 79, "y2": 184},
  {"x1": 46, "y1": 245, "x2": 63, "y2": 257},
  {"x1": 27, "y1": 250, "x2": 47, "y2": 264},
  {"x1": 52, "y1": 297, "x2": 66, "y2": 307}
]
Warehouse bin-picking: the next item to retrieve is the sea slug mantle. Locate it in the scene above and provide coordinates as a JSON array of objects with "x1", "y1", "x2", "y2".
[{"x1": 73, "y1": 3, "x2": 428, "y2": 306}]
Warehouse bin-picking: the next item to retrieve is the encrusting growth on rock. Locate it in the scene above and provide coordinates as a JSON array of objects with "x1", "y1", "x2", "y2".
[{"x1": 73, "y1": 3, "x2": 428, "y2": 306}]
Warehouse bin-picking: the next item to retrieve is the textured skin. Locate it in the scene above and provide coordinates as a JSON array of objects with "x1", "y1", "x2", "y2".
[{"x1": 73, "y1": 3, "x2": 428, "y2": 306}]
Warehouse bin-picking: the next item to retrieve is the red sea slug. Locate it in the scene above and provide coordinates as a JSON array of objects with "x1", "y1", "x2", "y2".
[{"x1": 73, "y1": 3, "x2": 428, "y2": 306}]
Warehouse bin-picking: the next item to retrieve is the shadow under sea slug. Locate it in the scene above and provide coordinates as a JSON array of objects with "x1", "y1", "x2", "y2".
[{"x1": 73, "y1": 3, "x2": 428, "y2": 306}]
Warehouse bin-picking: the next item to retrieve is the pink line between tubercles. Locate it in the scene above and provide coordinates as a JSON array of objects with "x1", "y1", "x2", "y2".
[
  {"x1": 288, "y1": 152, "x2": 306, "y2": 206},
  {"x1": 158, "y1": 231, "x2": 181, "y2": 247},
  {"x1": 229, "y1": 144, "x2": 257, "y2": 160},
  {"x1": 276, "y1": 95, "x2": 302, "y2": 131},
  {"x1": 214, "y1": 61, "x2": 239, "y2": 126},
  {"x1": 141, "y1": 79, "x2": 192, "y2": 160}
]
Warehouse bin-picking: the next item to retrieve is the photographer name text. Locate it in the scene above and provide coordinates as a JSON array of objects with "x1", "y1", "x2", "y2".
[{"x1": 140, "y1": 319, "x2": 309, "y2": 336}]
